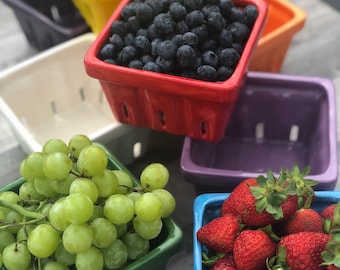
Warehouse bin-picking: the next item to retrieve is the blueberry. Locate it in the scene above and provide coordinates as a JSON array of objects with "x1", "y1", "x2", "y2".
[
  {"x1": 147, "y1": 23, "x2": 162, "y2": 40},
  {"x1": 181, "y1": 32, "x2": 198, "y2": 46},
  {"x1": 186, "y1": 10, "x2": 205, "y2": 27},
  {"x1": 154, "y1": 13, "x2": 175, "y2": 36},
  {"x1": 216, "y1": 65, "x2": 233, "y2": 81},
  {"x1": 110, "y1": 21, "x2": 129, "y2": 36},
  {"x1": 175, "y1": 20, "x2": 190, "y2": 34},
  {"x1": 199, "y1": 39, "x2": 217, "y2": 51},
  {"x1": 135, "y1": 3, "x2": 154, "y2": 25},
  {"x1": 218, "y1": 28, "x2": 233, "y2": 47},
  {"x1": 169, "y1": 2, "x2": 187, "y2": 21},
  {"x1": 176, "y1": 44, "x2": 197, "y2": 68},
  {"x1": 128, "y1": 59, "x2": 144, "y2": 69},
  {"x1": 201, "y1": 4, "x2": 220, "y2": 17},
  {"x1": 157, "y1": 40, "x2": 178, "y2": 59},
  {"x1": 118, "y1": 45, "x2": 138, "y2": 65},
  {"x1": 156, "y1": 56, "x2": 175, "y2": 72},
  {"x1": 180, "y1": 0, "x2": 202, "y2": 12},
  {"x1": 99, "y1": 43, "x2": 116, "y2": 60},
  {"x1": 197, "y1": 65, "x2": 217, "y2": 81},
  {"x1": 218, "y1": 47, "x2": 240, "y2": 69},
  {"x1": 217, "y1": 0, "x2": 233, "y2": 18},
  {"x1": 143, "y1": 62, "x2": 161, "y2": 72},
  {"x1": 127, "y1": 16, "x2": 142, "y2": 33},
  {"x1": 124, "y1": 32, "x2": 136, "y2": 46},
  {"x1": 206, "y1": 12, "x2": 226, "y2": 33},
  {"x1": 151, "y1": 38, "x2": 162, "y2": 57},
  {"x1": 121, "y1": 4, "x2": 136, "y2": 21},
  {"x1": 201, "y1": 50, "x2": 219, "y2": 68},
  {"x1": 145, "y1": 0, "x2": 164, "y2": 15},
  {"x1": 227, "y1": 22, "x2": 250, "y2": 44},
  {"x1": 243, "y1": 4, "x2": 258, "y2": 28},
  {"x1": 191, "y1": 24, "x2": 208, "y2": 43},
  {"x1": 104, "y1": 59, "x2": 117, "y2": 65},
  {"x1": 136, "y1": 28, "x2": 148, "y2": 37},
  {"x1": 229, "y1": 6, "x2": 243, "y2": 22},
  {"x1": 180, "y1": 69, "x2": 197, "y2": 79},
  {"x1": 171, "y1": 34, "x2": 183, "y2": 46},
  {"x1": 232, "y1": 43, "x2": 243, "y2": 55},
  {"x1": 109, "y1": 34, "x2": 124, "y2": 51},
  {"x1": 135, "y1": 35, "x2": 151, "y2": 54},
  {"x1": 140, "y1": 54, "x2": 155, "y2": 64}
]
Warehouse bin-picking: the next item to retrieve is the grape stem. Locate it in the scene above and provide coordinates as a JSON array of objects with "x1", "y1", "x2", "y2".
[
  {"x1": 0, "y1": 199, "x2": 46, "y2": 220},
  {"x1": 119, "y1": 184, "x2": 147, "y2": 193}
]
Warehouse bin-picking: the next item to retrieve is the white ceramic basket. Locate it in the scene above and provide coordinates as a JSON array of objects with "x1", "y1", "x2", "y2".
[{"x1": 0, "y1": 33, "x2": 150, "y2": 164}]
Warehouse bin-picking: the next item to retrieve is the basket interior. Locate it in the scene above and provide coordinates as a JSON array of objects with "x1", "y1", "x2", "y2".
[
  {"x1": 189, "y1": 76, "x2": 331, "y2": 175},
  {"x1": 0, "y1": 37, "x2": 115, "y2": 146}
]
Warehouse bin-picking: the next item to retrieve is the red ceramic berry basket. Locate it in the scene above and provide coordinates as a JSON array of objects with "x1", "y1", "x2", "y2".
[{"x1": 84, "y1": 0, "x2": 268, "y2": 142}]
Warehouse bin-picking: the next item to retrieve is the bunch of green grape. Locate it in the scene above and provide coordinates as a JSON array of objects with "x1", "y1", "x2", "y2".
[{"x1": 0, "y1": 134, "x2": 176, "y2": 270}]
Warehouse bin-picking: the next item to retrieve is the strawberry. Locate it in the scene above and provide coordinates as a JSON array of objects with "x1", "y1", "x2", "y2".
[
  {"x1": 269, "y1": 231, "x2": 331, "y2": 270},
  {"x1": 210, "y1": 253, "x2": 236, "y2": 270},
  {"x1": 221, "y1": 166, "x2": 317, "y2": 228},
  {"x1": 233, "y1": 229, "x2": 276, "y2": 270},
  {"x1": 196, "y1": 215, "x2": 240, "y2": 253},
  {"x1": 327, "y1": 265, "x2": 340, "y2": 270},
  {"x1": 321, "y1": 204, "x2": 336, "y2": 220},
  {"x1": 221, "y1": 172, "x2": 298, "y2": 227},
  {"x1": 279, "y1": 196, "x2": 323, "y2": 235}
]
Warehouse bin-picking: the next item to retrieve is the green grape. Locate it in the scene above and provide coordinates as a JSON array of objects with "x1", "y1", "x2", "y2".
[
  {"x1": 134, "y1": 192, "x2": 163, "y2": 222},
  {"x1": 50, "y1": 173, "x2": 77, "y2": 195},
  {"x1": 133, "y1": 216, "x2": 163, "y2": 240},
  {"x1": 0, "y1": 191, "x2": 21, "y2": 215},
  {"x1": 89, "y1": 204, "x2": 104, "y2": 222},
  {"x1": 101, "y1": 239, "x2": 128, "y2": 269},
  {"x1": 43, "y1": 152, "x2": 73, "y2": 181},
  {"x1": 48, "y1": 197, "x2": 70, "y2": 231},
  {"x1": 152, "y1": 188, "x2": 176, "y2": 218},
  {"x1": 34, "y1": 177, "x2": 58, "y2": 198},
  {"x1": 54, "y1": 244, "x2": 76, "y2": 266},
  {"x1": 92, "y1": 169, "x2": 118, "y2": 198},
  {"x1": 115, "y1": 223, "x2": 128, "y2": 238},
  {"x1": 43, "y1": 261, "x2": 68, "y2": 270},
  {"x1": 0, "y1": 253, "x2": 2, "y2": 268},
  {"x1": 104, "y1": 194, "x2": 134, "y2": 225},
  {"x1": 42, "y1": 138, "x2": 68, "y2": 155},
  {"x1": 19, "y1": 180, "x2": 46, "y2": 201},
  {"x1": 62, "y1": 223, "x2": 93, "y2": 254},
  {"x1": 91, "y1": 217, "x2": 117, "y2": 248},
  {"x1": 2, "y1": 242, "x2": 31, "y2": 270},
  {"x1": 69, "y1": 177, "x2": 98, "y2": 203},
  {"x1": 140, "y1": 163, "x2": 169, "y2": 191},
  {"x1": 75, "y1": 246, "x2": 103, "y2": 270},
  {"x1": 0, "y1": 231, "x2": 15, "y2": 253},
  {"x1": 121, "y1": 231, "x2": 149, "y2": 260},
  {"x1": 112, "y1": 170, "x2": 134, "y2": 195},
  {"x1": 126, "y1": 191, "x2": 142, "y2": 203},
  {"x1": 4, "y1": 210, "x2": 23, "y2": 234},
  {"x1": 16, "y1": 224, "x2": 35, "y2": 242},
  {"x1": 39, "y1": 202, "x2": 53, "y2": 217},
  {"x1": 27, "y1": 223, "x2": 60, "y2": 258},
  {"x1": 62, "y1": 193, "x2": 94, "y2": 224},
  {"x1": 77, "y1": 145, "x2": 108, "y2": 177},
  {"x1": 68, "y1": 134, "x2": 92, "y2": 158},
  {"x1": 19, "y1": 151, "x2": 46, "y2": 181}
]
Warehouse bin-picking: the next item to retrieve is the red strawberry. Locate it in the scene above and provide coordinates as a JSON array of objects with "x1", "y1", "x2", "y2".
[
  {"x1": 321, "y1": 204, "x2": 336, "y2": 220},
  {"x1": 327, "y1": 265, "x2": 340, "y2": 270},
  {"x1": 271, "y1": 231, "x2": 331, "y2": 270},
  {"x1": 196, "y1": 215, "x2": 240, "y2": 253},
  {"x1": 221, "y1": 166, "x2": 317, "y2": 228},
  {"x1": 211, "y1": 253, "x2": 236, "y2": 270},
  {"x1": 233, "y1": 229, "x2": 276, "y2": 270},
  {"x1": 280, "y1": 207, "x2": 323, "y2": 235},
  {"x1": 221, "y1": 175, "x2": 298, "y2": 227}
]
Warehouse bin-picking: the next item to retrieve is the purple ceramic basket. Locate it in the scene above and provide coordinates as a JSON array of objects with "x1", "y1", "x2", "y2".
[{"x1": 181, "y1": 71, "x2": 338, "y2": 193}]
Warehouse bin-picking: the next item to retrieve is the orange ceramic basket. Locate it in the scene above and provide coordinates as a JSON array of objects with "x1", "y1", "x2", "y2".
[{"x1": 250, "y1": 0, "x2": 306, "y2": 72}]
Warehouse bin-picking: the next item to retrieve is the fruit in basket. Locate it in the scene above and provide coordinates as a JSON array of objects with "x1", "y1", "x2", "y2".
[
  {"x1": 98, "y1": 0, "x2": 259, "y2": 82},
  {"x1": 0, "y1": 134, "x2": 177, "y2": 270},
  {"x1": 197, "y1": 166, "x2": 340, "y2": 270}
]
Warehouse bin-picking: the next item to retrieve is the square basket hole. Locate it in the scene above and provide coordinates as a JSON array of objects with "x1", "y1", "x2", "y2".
[
  {"x1": 255, "y1": 122, "x2": 264, "y2": 139},
  {"x1": 289, "y1": 125, "x2": 299, "y2": 142}
]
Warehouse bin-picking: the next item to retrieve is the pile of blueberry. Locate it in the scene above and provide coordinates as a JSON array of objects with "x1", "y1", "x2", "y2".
[{"x1": 98, "y1": 0, "x2": 258, "y2": 82}]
